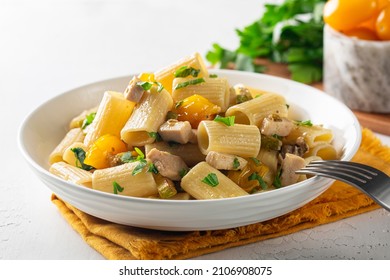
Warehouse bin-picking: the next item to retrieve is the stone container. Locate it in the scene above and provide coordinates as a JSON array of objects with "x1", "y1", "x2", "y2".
[{"x1": 324, "y1": 24, "x2": 390, "y2": 113}]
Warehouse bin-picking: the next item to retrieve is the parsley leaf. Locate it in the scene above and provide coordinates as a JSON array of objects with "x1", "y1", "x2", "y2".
[
  {"x1": 155, "y1": 82, "x2": 164, "y2": 92},
  {"x1": 248, "y1": 172, "x2": 268, "y2": 190},
  {"x1": 119, "y1": 147, "x2": 149, "y2": 176},
  {"x1": 120, "y1": 151, "x2": 135, "y2": 163},
  {"x1": 81, "y1": 112, "x2": 96, "y2": 129},
  {"x1": 233, "y1": 157, "x2": 240, "y2": 169},
  {"x1": 137, "y1": 81, "x2": 153, "y2": 91},
  {"x1": 201, "y1": 173, "x2": 219, "y2": 187},
  {"x1": 272, "y1": 134, "x2": 283, "y2": 141},
  {"x1": 132, "y1": 159, "x2": 147, "y2": 176},
  {"x1": 273, "y1": 168, "x2": 282, "y2": 188},
  {"x1": 134, "y1": 147, "x2": 145, "y2": 160},
  {"x1": 70, "y1": 147, "x2": 94, "y2": 171},
  {"x1": 179, "y1": 168, "x2": 188, "y2": 178},
  {"x1": 136, "y1": 81, "x2": 164, "y2": 92},
  {"x1": 148, "y1": 132, "x2": 162, "y2": 141},
  {"x1": 295, "y1": 120, "x2": 313, "y2": 127},
  {"x1": 206, "y1": 0, "x2": 326, "y2": 84},
  {"x1": 250, "y1": 157, "x2": 261, "y2": 166},
  {"x1": 175, "y1": 100, "x2": 183, "y2": 109},
  {"x1": 174, "y1": 66, "x2": 200, "y2": 78},
  {"x1": 174, "y1": 78, "x2": 205, "y2": 90},
  {"x1": 113, "y1": 181, "x2": 124, "y2": 194},
  {"x1": 148, "y1": 163, "x2": 159, "y2": 174},
  {"x1": 214, "y1": 115, "x2": 235, "y2": 126}
]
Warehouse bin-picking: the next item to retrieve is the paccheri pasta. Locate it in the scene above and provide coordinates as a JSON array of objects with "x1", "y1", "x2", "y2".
[{"x1": 49, "y1": 53, "x2": 338, "y2": 200}]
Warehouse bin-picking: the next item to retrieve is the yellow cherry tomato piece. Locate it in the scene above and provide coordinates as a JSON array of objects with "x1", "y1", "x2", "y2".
[
  {"x1": 84, "y1": 134, "x2": 128, "y2": 169},
  {"x1": 227, "y1": 159, "x2": 272, "y2": 193},
  {"x1": 343, "y1": 27, "x2": 380, "y2": 41},
  {"x1": 376, "y1": 5, "x2": 390, "y2": 40},
  {"x1": 137, "y1": 72, "x2": 155, "y2": 82},
  {"x1": 359, "y1": 0, "x2": 390, "y2": 31},
  {"x1": 173, "y1": 94, "x2": 221, "y2": 128},
  {"x1": 324, "y1": 0, "x2": 379, "y2": 32},
  {"x1": 378, "y1": 0, "x2": 390, "y2": 10}
]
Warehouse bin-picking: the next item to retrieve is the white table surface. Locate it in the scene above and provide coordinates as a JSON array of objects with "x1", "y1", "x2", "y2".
[{"x1": 1, "y1": 0, "x2": 389, "y2": 260}]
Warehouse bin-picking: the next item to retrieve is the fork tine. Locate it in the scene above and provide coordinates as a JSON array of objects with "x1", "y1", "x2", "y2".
[
  {"x1": 296, "y1": 167, "x2": 368, "y2": 186},
  {"x1": 297, "y1": 160, "x2": 390, "y2": 212},
  {"x1": 305, "y1": 163, "x2": 373, "y2": 180},
  {"x1": 309, "y1": 160, "x2": 379, "y2": 176}
]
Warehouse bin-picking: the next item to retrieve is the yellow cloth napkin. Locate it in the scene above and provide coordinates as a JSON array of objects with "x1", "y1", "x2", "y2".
[{"x1": 51, "y1": 128, "x2": 390, "y2": 260}]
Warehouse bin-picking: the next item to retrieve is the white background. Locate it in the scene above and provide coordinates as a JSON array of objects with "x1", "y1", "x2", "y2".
[{"x1": 1, "y1": 0, "x2": 389, "y2": 260}]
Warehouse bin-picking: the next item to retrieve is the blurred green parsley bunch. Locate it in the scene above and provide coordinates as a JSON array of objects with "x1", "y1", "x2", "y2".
[{"x1": 206, "y1": 0, "x2": 326, "y2": 84}]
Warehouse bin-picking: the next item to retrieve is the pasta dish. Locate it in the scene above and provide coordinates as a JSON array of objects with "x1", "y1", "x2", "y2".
[{"x1": 48, "y1": 53, "x2": 337, "y2": 200}]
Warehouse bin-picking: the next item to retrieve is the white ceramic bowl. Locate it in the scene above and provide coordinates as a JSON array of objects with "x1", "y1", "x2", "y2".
[{"x1": 18, "y1": 70, "x2": 361, "y2": 231}]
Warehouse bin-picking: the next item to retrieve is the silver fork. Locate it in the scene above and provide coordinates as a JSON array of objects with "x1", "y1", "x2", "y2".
[{"x1": 296, "y1": 160, "x2": 390, "y2": 212}]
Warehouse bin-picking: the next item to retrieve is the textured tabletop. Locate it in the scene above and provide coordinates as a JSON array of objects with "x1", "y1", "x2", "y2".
[{"x1": 1, "y1": 0, "x2": 389, "y2": 260}]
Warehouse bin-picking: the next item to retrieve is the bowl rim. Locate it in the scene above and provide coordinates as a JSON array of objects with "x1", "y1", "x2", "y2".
[{"x1": 18, "y1": 69, "x2": 362, "y2": 206}]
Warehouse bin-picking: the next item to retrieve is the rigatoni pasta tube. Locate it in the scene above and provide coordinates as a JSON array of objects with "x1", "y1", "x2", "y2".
[
  {"x1": 121, "y1": 87, "x2": 173, "y2": 146},
  {"x1": 285, "y1": 125, "x2": 333, "y2": 147},
  {"x1": 62, "y1": 142, "x2": 88, "y2": 167},
  {"x1": 225, "y1": 93, "x2": 288, "y2": 127},
  {"x1": 305, "y1": 142, "x2": 338, "y2": 160},
  {"x1": 172, "y1": 77, "x2": 230, "y2": 111},
  {"x1": 49, "y1": 162, "x2": 92, "y2": 187},
  {"x1": 197, "y1": 121, "x2": 261, "y2": 158},
  {"x1": 49, "y1": 128, "x2": 85, "y2": 164},
  {"x1": 92, "y1": 162, "x2": 158, "y2": 197},
  {"x1": 181, "y1": 162, "x2": 248, "y2": 199},
  {"x1": 84, "y1": 91, "x2": 135, "y2": 147},
  {"x1": 154, "y1": 52, "x2": 209, "y2": 93},
  {"x1": 69, "y1": 106, "x2": 98, "y2": 129}
]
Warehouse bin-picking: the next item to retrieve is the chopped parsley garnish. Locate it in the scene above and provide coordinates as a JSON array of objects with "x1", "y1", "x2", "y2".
[
  {"x1": 113, "y1": 181, "x2": 124, "y2": 194},
  {"x1": 137, "y1": 81, "x2": 153, "y2": 91},
  {"x1": 134, "y1": 147, "x2": 145, "y2": 159},
  {"x1": 120, "y1": 151, "x2": 134, "y2": 163},
  {"x1": 119, "y1": 148, "x2": 148, "y2": 175},
  {"x1": 250, "y1": 157, "x2": 261, "y2": 166},
  {"x1": 173, "y1": 66, "x2": 200, "y2": 78},
  {"x1": 286, "y1": 104, "x2": 290, "y2": 109},
  {"x1": 174, "y1": 78, "x2": 205, "y2": 90},
  {"x1": 179, "y1": 168, "x2": 188, "y2": 178},
  {"x1": 248, "y1": 172, "x2": 268, "y2": 190},
  {"x1": 132, "y1": 159, "x2": 147, "y2": 176},
  {"x1": 136, "y1": 81, "x2": 164, "y2": 92},
  {"x1": 233, "y1": 157, "x2": 240, "y2": 169},
  {"x1": 272, "y1": 134, "x2": 283, "y2": 141},
  {"x1": 236, "y1": 95, "x2": 249, "y2": 104},
  {"x1": 273, "y1": 168, "x2": 282, "y2": 188},
  {"x1": 70, "y1": 147, "x2": 94, "y2": 171},
  {"x1": 155, "y1": 82, "x2": 164, "y2": 92},
  {"x1": 148, "y1": 132, "x2": 162, "y2": 141},
  {"x1": 209, "y1": 74, "x2": 218, "y2": 78},
  {"x1": 295, "y1": 120, "x2": 313, "y2": 127},
  {"x1": 81, "y1": 112, "x2": 96, "y2": 129},
  {"x1": 175, "y1": 100, "x2": 184, "y2": 109},
  {"x1": 168, "y1": 141, "x2": 179, "y2": 147},
  {"x1": 148, "y1": 163, "x2": 159, "y2": 174},
  {"x1": 201, "y1": 173, "x2": 219, "y2": 187},
  {"x1": 213, "y1": 115, "x2": 235, "y2": 126}
]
